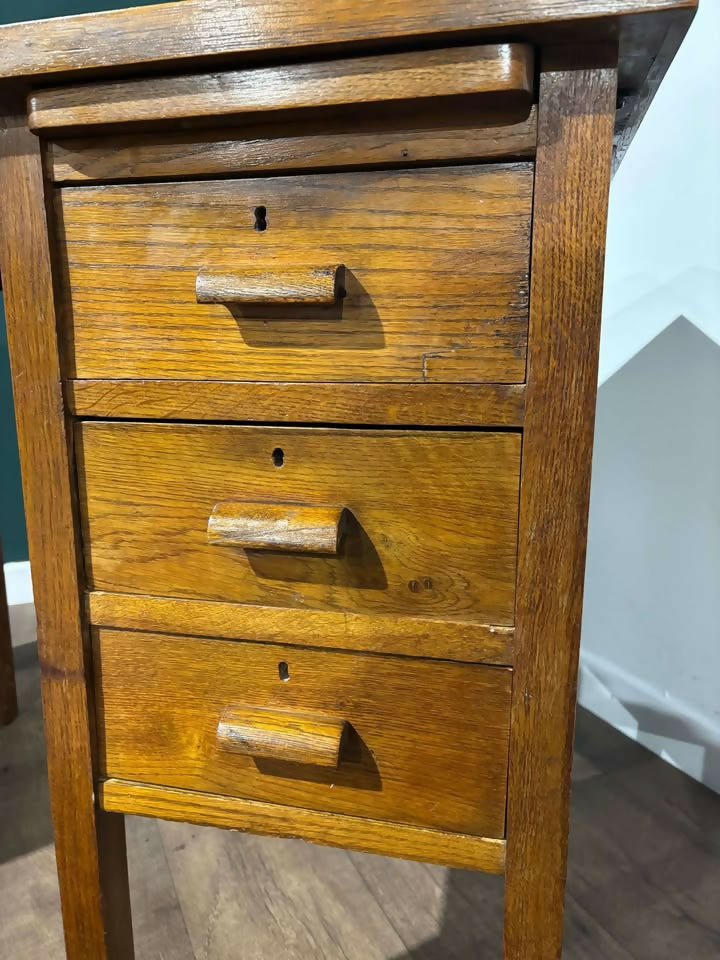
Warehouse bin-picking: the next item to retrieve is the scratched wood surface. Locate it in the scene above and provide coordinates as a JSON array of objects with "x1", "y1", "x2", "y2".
[
  {"x1": 101, "y1": 779, "x2": 507, "y2": 874},
  {"x1": 216, "y1": 705, "x2": 349, "y2": 768},
  {"x1": 57, "y1": 164, "x2": 533, "y2": 383},
  {"x1": 86, "y1": 591, "x2": 516, "y2": 666},
  {"x1": 65, "y1": 380, "x2": 527, "y2": 427},
  {"x1": 76, "y1": 422, "x2": 522, "y2": 626},
  {"x1": 93, "y1": 628, "x2": 513, "y2": 838},
  {"x1": 0, "y1": 0, "x2": 696, "y2": 115},
  {"x1": 29, "y1": 44, "x2": 533, "y2": 133},
  {"x1": 46, "y1": 105, "x2": 538, "y2": 184},
  {"x1": 207, "y1": 502, "x2": 348, "y2": 554}
]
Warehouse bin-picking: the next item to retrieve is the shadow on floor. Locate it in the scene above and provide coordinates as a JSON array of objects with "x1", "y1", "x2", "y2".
[
  {"x1": 392, "y1": 868, "x2": 504, "y2": 958},
  {"x1": 0, "y1": 641, "x2": 55, "y2": 863}
]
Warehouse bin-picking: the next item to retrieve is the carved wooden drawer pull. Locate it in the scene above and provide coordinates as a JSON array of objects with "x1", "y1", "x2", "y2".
[
  {"x1": 217, "y1": 705, "x2": 348, "y2": 768},
  {"x1": 196, "y1": 265, "x2": 345, "y2": 305},
  {"x1": 207, "y1": 501, "x2": 348, "y2": 554}
]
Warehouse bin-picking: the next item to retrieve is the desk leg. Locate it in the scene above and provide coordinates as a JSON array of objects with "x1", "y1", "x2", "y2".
[
  {"x1": 0, "y1": 108, "x2": 135, "y2": 960},
  {"x1": 504, "y1": 48, "x2": 617, "y2": 959}
]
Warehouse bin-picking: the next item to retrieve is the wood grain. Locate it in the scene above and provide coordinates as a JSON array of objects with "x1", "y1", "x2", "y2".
[
  {"x1": 208, "y1": 502, "x2": 348, "y2": 554},
  {"x1": 86, "y1": 591, "x2": 515, "y2": 666},
  {"x1": 0, "y1": 0, "x2": 694, "y2": 87},
  {"x1": 46, "y1": 106, "x2": 538, "y2": 184},
  {"x1": 504, "y1": 49, "x2": 617, "y2": 960},
  {"x1": 217, "y1": 705, "x2": 349, "y2": 769},
  {"x1": 0, "y1": 540, "x2": 18, "y2": 726},
  {"x1": 0, "y1": 110, "x2": 134, "y2": 959},
  {"x1": 8, "y1": 649, "x2": 719, "y2": 959},
  {"x1": 196, "y1": 265, "x2": 345, "y2": 305},
  {"x1": 65, "y1": 380, "x2": 527, "y2": 427},
  {"x1": 58, "y1": 164, "x2": 533, "y2": 383},
  {"x1": 93, "y1": 628, "x2": 512, "y2": 837},
  {"x1": 76, "y1": 422, "x2": 521, "y2": 625},
  {"x1": 29, "y1": 44, "x2": 533, "y2": 133},
  {"x1": 100, "y1": 779, "x2": 507, "y2": 874}
]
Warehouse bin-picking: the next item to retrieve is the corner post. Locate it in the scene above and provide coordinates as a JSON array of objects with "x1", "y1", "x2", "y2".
[
  {"x1": 0, "y1": 105, "x2": 134, "y2": 960},
  {"x1": 504, "y1": 46, "x2": 618, "y2": 959}
]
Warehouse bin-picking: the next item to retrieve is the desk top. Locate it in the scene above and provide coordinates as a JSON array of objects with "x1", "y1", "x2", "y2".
[{"x1": 0, "y1": 0, "x2": 697, "y2": 162}]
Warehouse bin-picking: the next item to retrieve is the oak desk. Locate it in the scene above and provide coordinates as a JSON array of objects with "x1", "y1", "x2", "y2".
[{"x1": 0, "y1": 2, "x2": 695, "y2": 957}]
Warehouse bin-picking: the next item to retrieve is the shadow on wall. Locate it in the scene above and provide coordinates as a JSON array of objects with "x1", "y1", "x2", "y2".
[{"x1": 580, "y1": 315, "x2": 720, "y2": 793}]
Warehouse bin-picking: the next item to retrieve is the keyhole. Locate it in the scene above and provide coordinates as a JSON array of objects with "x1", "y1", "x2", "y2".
[
  {"x1": 278, "y1": 661, "x2": 290, "y2": 682},
  {"x1": 254, "y1": 205, "x2": 267, "y2": 231},
  {"x1": 272, "y1": 447, "x2": 284, "y2": 468}
]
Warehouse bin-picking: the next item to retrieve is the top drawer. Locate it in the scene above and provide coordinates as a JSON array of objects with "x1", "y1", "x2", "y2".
[{"x1": 58, "y1": 163, "x2": 532, "y2": 383}]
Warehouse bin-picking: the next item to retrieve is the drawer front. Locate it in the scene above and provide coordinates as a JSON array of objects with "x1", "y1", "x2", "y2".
[
  {"x1": 93, "y1": 629, "x2": 512, "y2": 837},
  {"x1": 76, "y1": 422, "x2": 521, "y2": 626},
  {"x1": 59, "y1": 164, "x2": 532, "y2": 383}
]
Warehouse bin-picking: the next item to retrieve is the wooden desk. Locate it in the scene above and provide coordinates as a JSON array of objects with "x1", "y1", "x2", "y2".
[{"x1": 0, "y1": 2, "x2": 695, "y2": 957}]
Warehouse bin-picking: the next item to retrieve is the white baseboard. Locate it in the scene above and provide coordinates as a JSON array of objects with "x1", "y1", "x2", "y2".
[
  {"x1": 578, "y1": 648, "x2": 720, "y2": 794},
  {"x1": 3, "y1": 560, "x2": 34, "y2": 607}
]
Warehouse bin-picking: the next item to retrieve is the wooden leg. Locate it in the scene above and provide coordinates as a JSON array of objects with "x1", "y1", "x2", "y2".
[
  {"x1": 49, "y1": 777, "x2": 135, "y2": 960},
  {"x1": 0, "y1": 541, "x2": 18, "y2": 726},
  {"x1": 0, "y1": 110, "x2": 135, "y2": 957},
  {"x1": 504, "y1": 48, "x2": 617, "y2": 959}
]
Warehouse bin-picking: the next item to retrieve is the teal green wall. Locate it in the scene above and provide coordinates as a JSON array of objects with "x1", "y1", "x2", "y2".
[
  {"x1": 0, "y1": 0, "x2": 161, "y2": 562},
  {"x1": 0, "y1": 1, "x2": 155, "y2": 27},
  {"x1": 0, "y1": 296, "x2": 26, "y2": 562}
]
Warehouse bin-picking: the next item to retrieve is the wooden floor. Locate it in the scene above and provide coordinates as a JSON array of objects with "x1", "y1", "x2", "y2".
[{"x1": 1, "y1": 605, "x2": 719, "y2": 959}]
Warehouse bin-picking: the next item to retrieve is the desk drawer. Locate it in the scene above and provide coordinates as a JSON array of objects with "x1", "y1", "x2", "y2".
[
  {"x1": 93, "y1": 629, "x2": 512, "y2": 837},
  {"x1": 59, "y1": 163, "x2": 532, "y2": 383},
  {"x1": 76, "y1": 421, "x2": 521, "y2": 626}
]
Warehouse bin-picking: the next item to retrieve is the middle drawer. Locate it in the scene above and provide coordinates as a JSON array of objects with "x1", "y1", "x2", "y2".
[{"x1": 76, "y1": 422, "x2": 521, "y2": 626}]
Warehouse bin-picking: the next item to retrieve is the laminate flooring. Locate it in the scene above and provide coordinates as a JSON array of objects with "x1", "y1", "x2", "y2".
[{"x1": 1, "y1": 605, "x2": 719, "y2": 959}]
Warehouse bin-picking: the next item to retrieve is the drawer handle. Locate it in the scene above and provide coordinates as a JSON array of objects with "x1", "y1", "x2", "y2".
[
  {"x1": 217, "y1": 705, "x2": 348, "y2": 768},
  {"x1": 207, "y1": 501, "x2": 348, "y2": 555},
  {"x1": 196, "y1": 265, "x2": 345, "y2": 305}
]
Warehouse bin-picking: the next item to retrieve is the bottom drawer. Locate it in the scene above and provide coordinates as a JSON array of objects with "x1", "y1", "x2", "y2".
[{"x1": 93, "y1": 629, "x2": 512, "y2": 838}]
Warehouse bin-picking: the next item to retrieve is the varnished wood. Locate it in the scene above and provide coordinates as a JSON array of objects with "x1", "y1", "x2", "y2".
[
  {"x1": 7, "y1": 641, "x2": 720, "y2": 959},
  {"x1": 0, "y1": 110, "x2": 134, "y2": 959},
  {"x1": 58, "y1": 164, "x2": 532, "y2": 384},
  {"x1": 217, "y1": 705, "x2": 349, "y2": 769},
  {"x1": 29, "y1": 44, "x2": 533, "y2": 134},
  {"x1": 86, "y1": 591, "x2": 516, "y2": 666},
  {"x1": 208, "y1": 502, "x2": 348, "y2": 555},
  {"x1": 196, "y1": 265, "x2": 345, "y2": 306},
  {"x1": 46, "y1": 106, "x2": 538, "y2": 185},
  {"x1": 0, "y1": 2, "x2": 694, "y2": 955},
  {"x1": 504, "y1": 49, "x2": 618, "y2": 960},
  {"x1": 0, "y1": 0, "x2": 694, "y2": 124},
  {"x1": 100, "y1": 779, "x2": 507, "y2": 874},
  {"x1": 76, "y1": 423, "x2": 521, "y2": 626},
  {"x1": 0, "y1": 541, "x2": 18, "y2": 726},
  {"x1": 93, "y1": 628, "x2": 513, "y2": 837},
  {"x1": 65, "y1": 380, "x2": 527, "y2": 427}
]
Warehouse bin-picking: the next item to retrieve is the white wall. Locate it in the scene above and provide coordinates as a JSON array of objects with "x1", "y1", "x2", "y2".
[{"x1": 579, "y1": 0, "x2": 720, "y2": 791}]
